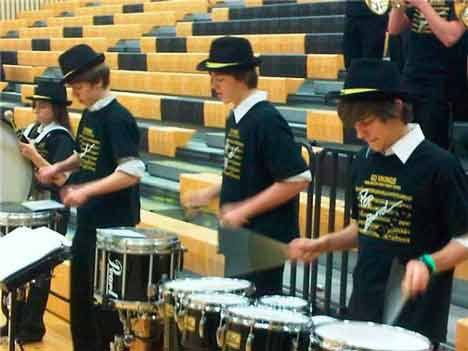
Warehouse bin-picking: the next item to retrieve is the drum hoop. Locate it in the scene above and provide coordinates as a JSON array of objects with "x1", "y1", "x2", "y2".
[
  {"x1": 314, "y1": 320, "x2": 432, "y2": 351},
  {"x1": 96, "y1": 227, "x2": 180, "y2": 250},
  {"x1": 0, "y1": 211, "x2": 53, "y2": 227},
  {"x1": 96, "y1": 241, "x2": 181, "y2": 255},
  {"x1": 185, "y1": 293, "x2": 250, "y2": 312},
  {"x1": 225, "y1": 306, "x2": 312, "y2": 332}
]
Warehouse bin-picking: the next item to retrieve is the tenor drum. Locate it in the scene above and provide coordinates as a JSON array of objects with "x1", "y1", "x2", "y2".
[
  {"x1": 0, "y1": 122, "x2": 32, "y2": 202},
  {"x1": 218, "y1": 305, "x2": 312, "y2": 351},
  {"x1": 257, "y1": 295, "x2": 309, "y2": 315},
  {"x1": 310, "y1": 321, "x2": 432, "y2": 351},
  {"x1": 94, "y1": 227, "x2": 183, "y2": 313},
  {"x1": 182, "y1": 293, "x2": 250, "y2": 351},
  {"x1": 161, "y1": 277, "x2": 253, "y2": 351},
  {"x1": 0, "y1": 202, "x2": 55, "y2": 235}
]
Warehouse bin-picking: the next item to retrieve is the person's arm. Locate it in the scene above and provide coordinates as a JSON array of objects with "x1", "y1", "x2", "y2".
[
  {"x1": 37, "y1": 153, "x2": 80, "y2": 184},
  {"x1": 388, "y1": 7, "x2": 411, "y2": 34},
  {"x1": 182, "y1": 184, "x2": 222, "y2": 209},
  {"x1": 288, "y1": 222, "x2": 359, "y2": 262},
  {"x1": 403, "y1": 238, "x2": 468, "y2": 296},
  {"x1": 61, "y1": 170, "x2": 139, "y2": 207},
  {"x1": 220, "y1": 180, "x2": 308, "y2": 227},
  {"x1": 403, "y1": 0, "x2": 465, "y2": 46}
]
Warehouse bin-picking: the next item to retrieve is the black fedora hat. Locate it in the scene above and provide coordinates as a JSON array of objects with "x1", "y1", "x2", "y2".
[
  {"x1": 59, "y1": 44, "x2": 105, "y2": 83},
  {"x1": 329, "y1": 59, "x2": 409, "y2": 101},
  {"x1": 197, "y1": 36, "x2": 261, "y2": 71},
  {"x1": 26, "y1": 80, "x2": 72, "y2": 106}
]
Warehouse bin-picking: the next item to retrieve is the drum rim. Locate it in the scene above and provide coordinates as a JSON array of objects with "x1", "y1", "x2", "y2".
[
  {"x1": 313, "y1": 320, "x2": 432, "y2": 351},
  {"x1": 185, "y1": 292, "x2": 250, "y2": 312},
  {"x1": 225, "y1": 305, "x2": 312, "y2": 332},
  {"x1": 0, "y1": 212, "x2": 53, "y2": 226},
  {"x1": 162, "y1": 277, "x2": 253, "y2": 296}
]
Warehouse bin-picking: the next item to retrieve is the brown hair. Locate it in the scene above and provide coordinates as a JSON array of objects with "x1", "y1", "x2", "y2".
[
  {"x1": 337, "y1": 98, "x2": 413, "y2": 129},
  {"x1": 220, "y1": 67, "x2": 258, "y2": 89},
  {"x1": 52, "y1": 104, "x2": 71, "y2": 131},
  {"x1": 69, "y1": 63, "x2": 110, "y2": 88}
]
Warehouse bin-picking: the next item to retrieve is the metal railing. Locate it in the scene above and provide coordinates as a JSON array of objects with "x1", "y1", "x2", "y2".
[{"x1": 0, "y1": 0, "x2": 63, "y2": 21}]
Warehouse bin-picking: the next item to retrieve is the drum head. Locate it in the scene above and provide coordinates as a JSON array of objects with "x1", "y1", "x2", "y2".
[
  {"x1": 259, "y1": 295, "x2": 308, "y2": 310},
  {"x1": 0, "y1": 202, "x2": 51, "y2": 227},
  {"x1": 96, "y1": 227, "x2": 180, "y2": 254},
  {"x1": 187, "y1": 293, "x2": 249, "y2": 310},
  {"x1": 314, "y1": 321, "x2": 431, "y2": 351},
  {"x1": 0, "y1": 123, "x2": 32, "y2": 202}
]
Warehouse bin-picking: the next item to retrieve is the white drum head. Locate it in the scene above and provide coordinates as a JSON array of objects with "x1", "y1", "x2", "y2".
[
  {"x1": 164, "y1": 277, "x2": 252, "y2": 294},
  {"x1": 314, "y1": 321, "x2": 431, "y2": 351},
  {"x1": 259, "y1": 295, "x2": 308, "y2": 310},
  {"x1": 0, "y1": 123, "x2": 32, "y2": 202}
]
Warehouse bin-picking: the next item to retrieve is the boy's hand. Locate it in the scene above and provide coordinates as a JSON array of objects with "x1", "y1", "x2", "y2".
[
  {"x1": 288, "y1": 238, "x2": 323, "y2": 262},
  {"x1": 219, "y1": 202, "x2": 249, "y2": 229},
  {"x1": 60, "y1": 185, "x2": 90, "y2": 207}
]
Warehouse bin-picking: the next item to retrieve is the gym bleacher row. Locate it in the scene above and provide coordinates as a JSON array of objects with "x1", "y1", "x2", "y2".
[{"x1": 0, "y1": 0, "x2": 467, "y2": 348}]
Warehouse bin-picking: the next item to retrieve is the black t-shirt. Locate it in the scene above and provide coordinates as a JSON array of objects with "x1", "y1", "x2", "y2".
[
  {"x1": 348, "y1": 140, "x2": 468, "y2": 342},
  {"x1": 70, "y1": 99, "x2": 141, "y2": 229},
  {"x1": 219, "y1": 100, "x2": 308, "y2": 244},
  {"x1": 403, "y1": 1, "x2": 464, "y2": 86},
  {"x1": 27, "y1": 123, "x2": 76, "y2": 202}
]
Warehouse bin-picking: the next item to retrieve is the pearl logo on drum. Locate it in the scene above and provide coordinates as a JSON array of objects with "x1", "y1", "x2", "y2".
[{"x1": 107, "y1": 258, "x2": 123, "y2": 299}]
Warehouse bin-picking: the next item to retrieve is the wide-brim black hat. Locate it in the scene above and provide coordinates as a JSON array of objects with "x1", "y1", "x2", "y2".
[
  {"x1": 59, "y1": 44, "x2": 105, "y2": 83},
  {"x1": 328, "y1": 59, "x2": 409, "y2": 101},
  {"x1": 197, "y1": 36, "x2": 261, "y2": 71},
  {"x1": 26, "y1": 80, "x2": 72, "y2": 106}
]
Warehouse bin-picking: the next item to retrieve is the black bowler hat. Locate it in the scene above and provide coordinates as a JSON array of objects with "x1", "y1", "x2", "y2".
[
  {"x1": 197, "y1": 36, "x2": 261, "y2": 71},
  {"x1": 329, "y1": 59, "x2": 409, "y2": 101},
  {"x1": 58, "y1": 44, "x2": 105, "y2": 83},
  {"x1": 26, "y1": 80, "x2": 72, "y2": 106}
]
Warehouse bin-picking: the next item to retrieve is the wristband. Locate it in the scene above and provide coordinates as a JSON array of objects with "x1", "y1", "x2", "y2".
[{"x1": 419, "y1": 254, "x2": 436, "y2": 274}]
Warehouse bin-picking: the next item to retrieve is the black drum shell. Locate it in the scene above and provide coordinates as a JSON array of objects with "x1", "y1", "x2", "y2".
[{"x1": 182, "y1": 307, "x2": 222, "y2": 351}]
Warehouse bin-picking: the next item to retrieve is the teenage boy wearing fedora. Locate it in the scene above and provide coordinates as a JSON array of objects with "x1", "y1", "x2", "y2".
[
  {"x1": 183, "y1": 36, "x2": 310, "y2": 296},
  {"x1": 38, "y1": 44, "x2": 144, "y2": 351},
  {"x1": 0, "y1": 80, "x2": 75, "y2": 344},
  {"x1": 388, "y1": 0, "x2": 466, "y2": 149},
  {"x1": 288, "y1": 59, "x2": 468, "y2": 347}
]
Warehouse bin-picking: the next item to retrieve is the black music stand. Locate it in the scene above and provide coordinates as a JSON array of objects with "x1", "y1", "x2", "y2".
[{"x1": 0, "y1": 229, "x2": 71, "y2": 351}]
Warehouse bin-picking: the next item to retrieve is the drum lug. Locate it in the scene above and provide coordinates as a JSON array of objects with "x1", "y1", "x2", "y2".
[
  {"x1": 308, "y1": 333, "x2": 319, "y2": 351},
  {"x1": 147, "y1": 283, "x2": 157, "y2": 300},
  {"x1": 291, "y1": 333, "x2": 299, "y2": 351},
  {"x1": 216, "y1": 323, "x2": 226, "y2": 348},
  {"x1": 246, "y1": 326, "x2": 254, "y2": 351},
  {"x1": 199, "y1": 310, "x2": 206, "y2": 339}
]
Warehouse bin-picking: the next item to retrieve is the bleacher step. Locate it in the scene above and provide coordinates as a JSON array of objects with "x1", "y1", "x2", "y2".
[
  {"x1": 176, "y1": 140, "x2": 224, "y2": 168},
  {"x1": 140, "y1": 173, "x2": 180, "y2": 200},
  {"x1": 147, "y1": 159, "x2": 221, "y2": 182}
]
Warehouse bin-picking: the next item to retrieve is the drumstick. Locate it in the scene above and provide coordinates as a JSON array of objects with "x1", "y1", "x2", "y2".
[{"x1": 3, "y1": 110, "x2": 29, "y2": 144}]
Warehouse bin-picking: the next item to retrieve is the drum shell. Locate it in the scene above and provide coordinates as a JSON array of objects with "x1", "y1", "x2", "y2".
[
  {"x1": 221, "y1": 320, "x2": 310, "y2": 351},
  {"x1": 182, "y1": 307, "x2": 221, "y2": 351}
]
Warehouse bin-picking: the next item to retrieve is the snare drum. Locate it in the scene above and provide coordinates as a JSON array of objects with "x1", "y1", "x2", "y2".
[
  {"x1": 0, "y1": 122, "x2": 32, "y2": 203},
  {"x1": 182, "y1": 293, "x2": 250, "y2": 351},
  {"x1": 311, "y1": 320, "x2": 432, "y2": 351},
  {"x1": 258, "y1": 295, "x2": 309, "y2": 315},
  {"x1": 161, "y1": 277, "x2": 253, "y2": 351},
  {"x1": 93, "y1": 227, "x2": 183, "y2": 313},
  {"x1": 218, "y1": 305, "x2": 312, "y2": 351},
  {"x1": 0, "y1": 202, "x2": 55, "y2": 235}
]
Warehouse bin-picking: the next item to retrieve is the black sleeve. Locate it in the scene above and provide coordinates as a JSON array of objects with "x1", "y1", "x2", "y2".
[
  {"x1": 105, "y1": 111, "x2": 140, "y2": 162},
  {"x1": 437, "y1": 156, "x2": 468, "y2": 239},
  {"x1": 46, "y1": 132, "x2": 76, "y2": 164},
  {"x1": 258, "y1": 111, "x2": 308, "y2": 181}
]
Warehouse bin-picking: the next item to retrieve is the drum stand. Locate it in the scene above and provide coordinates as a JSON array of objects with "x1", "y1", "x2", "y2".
[{"x1": 110, "y1": 310, "x2": 164, "y2": 351}]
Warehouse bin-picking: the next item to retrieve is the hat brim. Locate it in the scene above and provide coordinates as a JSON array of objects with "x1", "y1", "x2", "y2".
[
  {"x1": 196, "y1": 57, "x2": 261, "y2": 71},
  {"x1": 61, "y1": 53, "x2": 105, "y2": 83},
  {"x1": 26, "y1": 95, "x2": 73, "y2": 106},
  {"x1": 327, "y1": 88, "x2": 410, "y2": 102}
]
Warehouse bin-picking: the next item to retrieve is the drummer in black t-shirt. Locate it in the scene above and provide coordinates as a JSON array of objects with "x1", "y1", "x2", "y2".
[
  {"x1": 388, "y1": 0, "x2": 466, "y2": 149},
  {"x1": 37, "y1": 45, "x2": 144, "y2": 351},
  {"x1": 288, "y1": 59, "x2": 468, "y2": 347},
  {"x1": 183, "y1": 37, "x2": 310, "y2": 296},
  {"x1": 0, "y1": 80, "x2": 75, "y2": 344}
]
